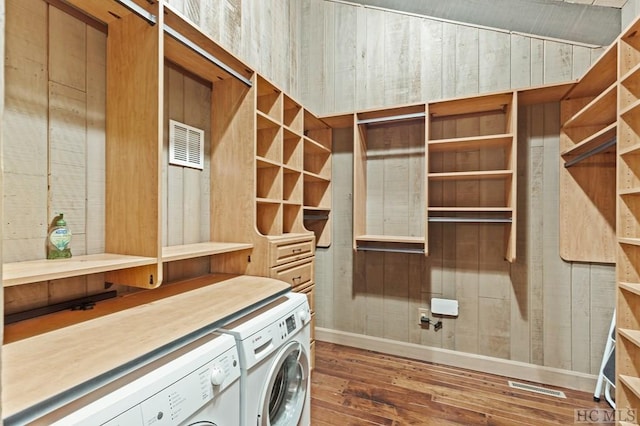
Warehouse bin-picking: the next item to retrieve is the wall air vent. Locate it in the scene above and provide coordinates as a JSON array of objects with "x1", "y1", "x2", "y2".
[{"x1": 169, "y1": 119, "x2": 204, "y2": 170}]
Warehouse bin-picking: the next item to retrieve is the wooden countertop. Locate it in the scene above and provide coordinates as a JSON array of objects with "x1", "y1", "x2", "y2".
[{"x1": 2, "y1": 274, "x2": 290, "y2": 420}]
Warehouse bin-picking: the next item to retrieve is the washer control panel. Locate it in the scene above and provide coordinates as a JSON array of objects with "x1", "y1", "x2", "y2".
[{"x1": 135, "y1": 346, "x2": 240, "y2": 425}]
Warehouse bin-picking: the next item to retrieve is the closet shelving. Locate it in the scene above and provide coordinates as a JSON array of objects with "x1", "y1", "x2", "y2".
[
  {"x1": 352, "y1": 104, "x2": 427, "y2": 253},
  {"x1": 617, "y1": 18, "x2": 640, "y2": 411},
  {"x1": 3, "y1": 1, "x2": 256, "y2": 290},
  {"x1": 253, "y1": 76, "x2": 333, "y2": 247},
  {"x1": 427, "y1": 91, "x2": 517, "y2": 262},
  {"x1": 559, "y1": 41, "x2": 617, "y2": 263}
]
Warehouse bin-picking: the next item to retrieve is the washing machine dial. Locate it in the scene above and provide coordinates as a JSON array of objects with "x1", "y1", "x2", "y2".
[
  {"x1": 299, "y1": 309, "x2": 310, "y2": 323},
  {"x1": 210, "y1": 366, "x2": 226, "y2": 386}
]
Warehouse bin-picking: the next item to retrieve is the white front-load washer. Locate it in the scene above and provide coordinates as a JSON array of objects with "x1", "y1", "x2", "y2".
[
  {"x1": 221, "y1": 292, "x2": 311, "y2": 426},
  {"x1": 34, "y1": 332, "x2": 241, "y2": 426}
]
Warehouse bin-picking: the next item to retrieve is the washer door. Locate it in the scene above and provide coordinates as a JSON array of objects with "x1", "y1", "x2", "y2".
[{"x1": 259, "y1": 340, "x2": 309, "y2": 426}]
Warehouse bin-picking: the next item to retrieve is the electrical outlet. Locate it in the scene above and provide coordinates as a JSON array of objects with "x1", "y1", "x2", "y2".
[{"x1": 418, "y1": 308, "x2": 429, "y2": 325}]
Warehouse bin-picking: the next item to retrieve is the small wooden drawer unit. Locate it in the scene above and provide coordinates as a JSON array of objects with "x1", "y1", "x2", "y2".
[{"x1": 268, "y1": 234, "x2": 316, "y2": 367}]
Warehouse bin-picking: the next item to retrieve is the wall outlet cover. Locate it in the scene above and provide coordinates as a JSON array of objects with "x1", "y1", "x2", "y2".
[{"x1": 431, "y1": 298, "x2": 459, "y2": 316}]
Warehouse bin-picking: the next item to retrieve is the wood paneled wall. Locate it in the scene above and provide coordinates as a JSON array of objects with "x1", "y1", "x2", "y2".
[
  {"x1": 165, "y1": 0, "x2": 301, "y2": 96},
  {"x1": 302, "y1": 0, "x2": 616, "y2": 375},
  {"x1": 3, "y1": 0, "x2": 217, "y2": 315}
]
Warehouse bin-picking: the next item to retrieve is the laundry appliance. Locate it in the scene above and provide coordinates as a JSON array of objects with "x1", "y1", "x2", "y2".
[
  {"x1": 221, "y1": 292, "x2": 311, "y2": 426},
  {"x1": 39, "y1": 332, "x2": 241, "y2": 426}
]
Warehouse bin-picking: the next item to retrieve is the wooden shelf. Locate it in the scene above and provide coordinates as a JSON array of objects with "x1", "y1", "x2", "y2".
[
  {"x1": 428, "y1": 207, "x2": 512, "y2": 213},
  {"x1": 162, "y1": 242, "x2": 253, "y2": 262},
  {"x1": 620, "y1": 328, "x2": 640, "y2": 348},
  {"x1": 619, "y1": 143, "x2": 640, "y2": 157},
  {"x1": 563, "y1": 42, "x2": 617, "y2": 100},
  {"x1": 427, "y1": 134, "x2": 512, "y2": 151},
  {"x1": 620, "y1": 375, "x2": 640, "y2": 401},
  {"x1": 428, "y1": 170, "x2": 512, "y2": 181},
  {"x1": 620, "y1": 281, "x2": 640, "y2": 297},
  {"x1": 3, "y1": 254, "x2": 158, "y2": 288},
  {"x1": 429, "y1": 92, "x2": 513, "y2": 118},
  {"x1": 256, "y1": 111, "x2": 281, "y2": 130},
  {"x1": 256, "y1": 157, "x2": 281, "y2": 168},
  {"x1": 620, "y1": 188, "x2": 640, "y2": 196},
  {"x1": 560, "y1": 123, "x2": 616, "y2": 157},
  {"x1": 304, "y1": 171, "x2": 330, "y2": 183},
  {"x1": 620, "y1": 237, "x2": 640, "y2": 247},
  {"x1": 562, "y1": 82, "x2": 617, "y2": 129}
]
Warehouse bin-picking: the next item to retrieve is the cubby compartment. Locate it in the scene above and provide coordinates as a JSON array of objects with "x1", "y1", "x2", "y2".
[
  {"x1": 256, "y1": 115, "x2": 282, "y2": 163},
  {"x1": 284, "y1": 95, "x2": 303, "y2": 133},
  {"x1": 620, "y1": 23, "x2": 640, "y2": 77},
  {"x1": 256, "y1": 162, "x2": 282, "y2": 201},
  {"x1": 256, "y1": 75, "x2": 282, "y2": 122},
  {"x1": 257, "y1": 202, "x2": 282, "y2": 236},
  {"x1": 283, "y1": 204, "x2": 303, "y2": 234},
  {"x1": 283, "y1": 129, "x2": 303, "y2": 170},
  {"x1": 303, "y1": 177, "x2": 331, "y2": 209},
  {"x1": 283, "y1": 169, "x2": 303, "y2": 203},
  {"x1": 304, "y1": 139, "x2": 331, "y2": 179}
]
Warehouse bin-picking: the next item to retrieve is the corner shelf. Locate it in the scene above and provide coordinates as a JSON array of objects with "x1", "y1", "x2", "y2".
[{"x1": 559, "y1": 36, "x2": 618, "y2": 264}]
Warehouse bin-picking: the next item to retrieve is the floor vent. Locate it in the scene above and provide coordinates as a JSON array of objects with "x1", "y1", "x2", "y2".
[{"x1": 508, "y1": 381, "x2": 566, "y2": 398}]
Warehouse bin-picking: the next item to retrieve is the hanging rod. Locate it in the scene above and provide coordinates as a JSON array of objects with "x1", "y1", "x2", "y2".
[
  {"x1": 304, "y1": 214, "x2": 329, "y2": 220},
  {"x1": 428, "y1": 217, "x2": 512, "y2": 223},
  {"x1": 564, "y1": 137, "x2": 616, "y2": 168},
  {"x1": 357, "y1": 112, "x2": 426, "y2": 125},
  {"x1": 115, "y1": 0, "x2": 157, "y2": 25},
  {"x1": 356, "y1": 246, "x2": 425, "y2": 254},
  {"x1": 164, "y1": 26, "x2": 253, "y2": 88}
]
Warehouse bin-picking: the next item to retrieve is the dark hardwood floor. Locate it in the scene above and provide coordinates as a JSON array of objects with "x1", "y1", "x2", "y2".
[{"x1": 310, "y1": 341, "x2": 613, "y2": 425}]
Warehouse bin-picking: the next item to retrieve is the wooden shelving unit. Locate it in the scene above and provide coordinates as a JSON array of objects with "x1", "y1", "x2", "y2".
[
  {"x1": 2, "y1": 2, "x2": 257, "y2": 290},
  {"x1": 353, "y1": 104, "x2": 427, "y2": 254},
  {"x1": 559, "y1": 42, "x2": 617, "y2": 263},
  {"x1": 253, "y1": 76, "x2": 333, "y2": 247},
  {"x1": 427, "y1": 91, "x2": 517, "y2": 262},
  {"x1": 617, "y1": 18, "x2": 640, "y2": 413}
]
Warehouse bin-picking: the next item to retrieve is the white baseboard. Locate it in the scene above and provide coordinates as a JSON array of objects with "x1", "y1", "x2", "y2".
[{"x1": 316, "y1": 328, "x2": 598, "y2": 393}]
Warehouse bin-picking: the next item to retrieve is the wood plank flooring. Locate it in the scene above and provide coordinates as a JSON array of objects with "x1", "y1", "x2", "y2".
[{"x1": 310, "y1": 342, "x2": 613, "y2": 425}]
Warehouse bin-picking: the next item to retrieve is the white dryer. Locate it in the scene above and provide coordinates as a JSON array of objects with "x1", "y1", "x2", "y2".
[
  {"x1": 38, "y1": 333, "x2": 241, "y2": 426},
  {"x1": 221, "y1": 292, "x2": 311, "y2": 426}
]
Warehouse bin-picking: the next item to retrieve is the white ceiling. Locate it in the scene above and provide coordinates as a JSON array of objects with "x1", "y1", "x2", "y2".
[{"x1": 353, "y1": 0, "x2": 623, "y2": 45}]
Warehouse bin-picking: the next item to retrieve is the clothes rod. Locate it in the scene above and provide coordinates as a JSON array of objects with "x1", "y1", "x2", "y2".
[
  {"x1": 428, "y1": 217, "x2": 512, "y2": 223},
  {"x1": 116, "y1": 0, "x2": 156, "y2": 25},
  {"x1": 304, "y1": 214, "x2": 329, "y2": 220},
  {"x1": 564, "y1": 137, "x2": 616, "y2": 168},
  {"x1": 164, "y1": 26, "x2": 253, "y2": 88},
  {"x1": 356, "y1": 246, "x2": 425, "y2": 254},
  {"x1": 357, "y1": 112, "x2": 426, "y2": 125}
]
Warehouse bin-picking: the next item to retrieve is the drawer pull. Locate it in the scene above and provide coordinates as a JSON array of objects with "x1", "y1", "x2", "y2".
[
  {"x1": 292, "y1": 248, "x2": 302, "y2": 253},
  {"x1": 292, "y1": 276, "x2": 302, "y2": 282}
]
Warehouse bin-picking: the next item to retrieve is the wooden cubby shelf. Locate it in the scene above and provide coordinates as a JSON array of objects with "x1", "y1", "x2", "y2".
[
  {"x1": 253, "y1": 76, "x2": 332, "y2": 245},
  {"x1": 620, "y1": 375, "x2": 640, "y2": 400}
]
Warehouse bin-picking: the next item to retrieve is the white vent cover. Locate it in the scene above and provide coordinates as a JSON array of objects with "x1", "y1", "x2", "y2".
[{"x1": 169, "y1": 119, "x2": 204, "y2": 170}]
